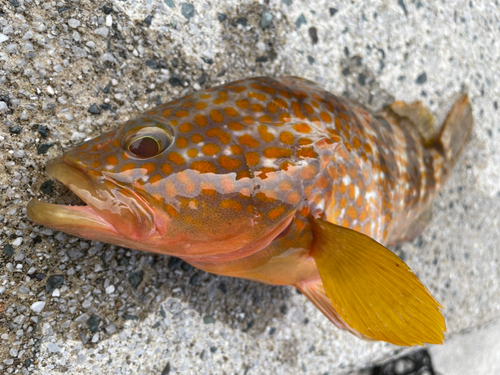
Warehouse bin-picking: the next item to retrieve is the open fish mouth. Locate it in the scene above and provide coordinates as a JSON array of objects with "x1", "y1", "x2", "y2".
[{"x1": 27, "y1": 157, "x2": 155, "y2": 244}]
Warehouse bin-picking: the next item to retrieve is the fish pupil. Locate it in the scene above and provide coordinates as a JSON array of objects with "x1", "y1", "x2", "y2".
[{"x1": 129, "y1": 137, "x2": 160, "y2": 158}]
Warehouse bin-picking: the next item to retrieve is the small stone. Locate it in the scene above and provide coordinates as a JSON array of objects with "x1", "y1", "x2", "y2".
[
  {"x1": 256, "y1": 56, "x2": 268, "y2": 63},
  {"x1": 416, "y1": 72, "x2": 427, "y2": 84},
  {"x1": 38, "y1": 143, "x2": 55, "y2": 155},
  {"x1": 10, "y1": 348, "x2": 18, "y2": 357},
  {"x1": 236, "y1": 18, "x2": 247, "y2": 26},
  {"x1": 160, "y1": 305, "x2": 166, "y2": 318},
  {"x1": 307, "y1": 56, "x2": 315, "y2": 64},
  {"x1": 269, "y1": 327, "x2": 276, "y2": 335},
  {"x1": 9, "y1": 126, "x2": 22, "y2": 134},
  {"x1": 123, "y1": 314, "x2": 139, "y2": 320},
  {"x1": 6, "y1": 43, "x2": 18, "y2": 54},
  {"x1": 86, "y1": 315, "x2": 100, "y2": 333},
  {"x1": 218, "y1": 13, "x2": 227, "y2": 22},
  {"x1": 295, "y1": 14, "x2": 307, "y2": 28},
  {"x1": 181, "y1": 3, "x2": 195, "y2": 20},
  {"x1": 87, "y1": 104, "x2": 101, "y2": 114},
  {"x1": 18, "y1": 285, "x2": 30, "y2": 294},
  {"x1": 68, "y1": 248, "x2": 84, "y2": 259},
  {"x1": 308, "y1": 27, "x2": 318, "y2": 44},
  {"x1": 45, "y1": 275, "x2": 64, "y2": 293},
  {"x1": 0, "y1": 34, "x2": 8, "y2": 43},
  {"x1": 198, "y1": 73, "x2": 207, "y2": 86},
  {"x1": 190, "y1": 273, "x2": 201, "y2": 286},
  {"x1": 12, "y1": 237, "x2": 23, "y2": 247},
  {"x1": 106, "y1": 14, "x2": 113, "y2": 27},
  {"x1": 169, "y1": 74, "x2": 182, "y2": 87},
  {"x1": 3, "y1": 245, "x2": 14, "y2": 257},
  {"x1": 161, "y1": 362, "x2": 171, "y2": 375},
  {"x1": 210, "y1": 346, "x2": 217, "y2": 353},
  {"x1": 30, "y1": 301, "x2": 46, "y2": 313},
  {"x1": 40, "y1": 180, "x2": 54, "y2": 194},
  {"x1": 143, "y1": 15, "x2": 153, "y2": 27},
  {"x1": 203, "y1": 316, "x2": 215, "y2": 324},
  {"x1": 14, "y1": 251, "x2": 25, "y2": 261},
  {"x1": 22, "y1": 31, "x2": 33, "y2": 40},
  {"x1": 128, "y1": 270, "x2": 144, "y2": 289},
  {"x1": 164, "y1": 0, "x2": 175, "y2": 8},
  {"x1": 0, "y1": 101, "x2": 8, "y2": 112},
  {"x1": 34, "y1": 273, "x2": 46, "y2": 281},
  {"x1": 260, "y1": 12, "x2": 273, "y2": 29},
  {"x1": 75, "y1": 313, "x2": 89, "y2": 323},
  {"x1": 102, "y1": 6, "x2": 113, "y2": 14},
  {"x1": 218, "y1": 283, "x2": 227, "y2": 294},
  {"x1": 105, "y1": 285, "x2": 115, "y2": 294},
  {"x1": 282, "y1": 0, "x2": 292, "y2": 5},
  {"x1": 52, "y1": 288, "x2": 60, "y2": 297},
  {"x1": 68, "y1": 18, "x2": 80, "y2": 28},
  {"x1": 46, "y1": 86, "x2": 55, "y2": 95},
  {"x1": 24, "y1": 359, "x2": 31, "y2": 368},
  {"x1": 94, "y1": 26, "x2": 109, "y2": 38},
  {"x1": 329, "y1": 7, "x2": 338, "y2": 16},
  {"x1": 145, "y1": 59, "x2": 158, "y2": 69},
  {"x1": 47, "y1": 343, "x2": 60, "y2": 353},
  {"x1": 105, "y1": 324, "x2": 116, "y2": 335}
]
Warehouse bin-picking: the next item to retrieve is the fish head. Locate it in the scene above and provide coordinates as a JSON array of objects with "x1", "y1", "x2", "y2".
[{"x1": 28, "y1": 78, "x2": 340, "y2": 260}]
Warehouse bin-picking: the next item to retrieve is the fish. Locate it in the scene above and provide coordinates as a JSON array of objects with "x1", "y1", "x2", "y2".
[{"x1": 27, "y1": 76, "x2": 473, "y2": 346}]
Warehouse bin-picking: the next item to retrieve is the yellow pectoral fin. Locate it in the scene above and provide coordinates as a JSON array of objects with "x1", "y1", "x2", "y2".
[{"x1": 311, "y1": 219, "x2": 446, "y2": 346}]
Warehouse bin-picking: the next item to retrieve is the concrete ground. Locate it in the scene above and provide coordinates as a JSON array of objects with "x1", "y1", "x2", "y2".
[{"x1": 0, "y1": 0, "x2": 499, "y2": 374}]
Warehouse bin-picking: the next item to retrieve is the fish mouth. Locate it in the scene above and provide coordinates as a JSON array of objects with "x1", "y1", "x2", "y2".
[{"x1": 27, "y1": 157, "x2": 155, "y2": 245}]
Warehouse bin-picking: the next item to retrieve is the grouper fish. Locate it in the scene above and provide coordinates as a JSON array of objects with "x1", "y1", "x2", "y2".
[{"x1": 27, "y1": 76, "x2": 473, "y2": 346}]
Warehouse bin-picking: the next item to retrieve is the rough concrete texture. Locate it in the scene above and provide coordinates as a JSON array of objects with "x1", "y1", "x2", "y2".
[{"x1": 0, "y1": 0, "x2": 499, "y2": 374}]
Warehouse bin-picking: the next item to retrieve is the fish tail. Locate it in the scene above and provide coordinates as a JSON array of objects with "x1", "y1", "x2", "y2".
[{"x1": 435, "y1": 94, "x2": 473, "y2": 178}]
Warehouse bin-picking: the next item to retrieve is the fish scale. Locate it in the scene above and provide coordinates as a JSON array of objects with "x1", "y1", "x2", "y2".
[{"x1": 28, "y1": 76, "x2": 473, "y2": 346}]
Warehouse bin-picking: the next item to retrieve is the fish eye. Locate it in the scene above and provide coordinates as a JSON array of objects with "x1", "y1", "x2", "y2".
[{"x1": 120, "y1": 117, "x2": 174, "y2": 159}]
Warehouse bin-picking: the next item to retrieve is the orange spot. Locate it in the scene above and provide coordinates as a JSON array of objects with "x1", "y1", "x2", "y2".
[
  {"x1": 176, "y1": 137, "x2": 188, "y2": 148},
  {"x1": 150, "y1": 174, "x2": 162, "y2": 185},
  {"x1": 239, "y1": 134, "x2": 259, "y2": 148},
  {"x1": 206, "y1": 128, "x2": 231, "y2": 144},
  {"x1": 162, "y1": 108, "x2": 172, "y2": 117},
  {"x1": 236, "y1": 99, "x2": 250, "y2": 109},
  {"x1": 274, "y1": 98, "x2": 288, "y2": 108},
  {"x1": 267, "y1": 102, "x2": 278, "y2": 113},
  {"x1": 258, "y1": 125, "x2": 274, "y2": 142},
  {"x1": 293, "y1": 123, "x2": 311, "y2": 133},
  {"x1": 256, "y1": 167, "x2": 277, "y2": 179},
  {"x1": 161, "y1": 163, "x2": 173, "y2": 175},
  {"x1": 316, "y1": 176, "x2": 329, "y2": 189},
  {"x1": 228, "y1": 122, "x2": 244, "y2": 131},
  {"x1": 280, "y1": 161, "x2": 294, "y2": 171},
  {"x1": 213, "y1": 91, "x2": 228, "y2": 105},
  {"x1": 363, "y1": 143, "x2": 373, "y2": 154},
  {"x1": 259, "y1": 115, "x2": 273, "y2": 123},
  {"x1": 142, "y1": 162, "x2": 157, "y2": 174},
  {"x1": 201, "y1": 143, "x2": 221, "y2": 156},
  {"x1": 279, "y1": 113, "x2": 291, "y2": 123},
  {"x1": 349, "y1": 166, "x2": 357, "y2": 179},
  {"x1": 112, "y1": 139, "x2": 119, "y2": 147},
  {"x1": 170, "y1": 119, "x2": 178, "y2": 127},
  {"x1": 279, "y1": 89, "x2": 292, "y2": 99},
  {"x1": 303, "y1": 103, "x2": 314, "y2": 114},
  {"x1": 194, "y1": 114, "x2": 208, "y2": 127},
  {"x1": 263, "y1": 147, "x2": 293, "y2": 158},
  {"x1": 121, "y1": 163, "x2": 136, "y2": 172},
  {"x1": 256, "y1": 191, "x2": 277, "y2": 203},
  {"x1": 348, "y1": 184, "x2": 356, "y2": 200},
  {"x1": 187, "y1": 148, "x2": 198, "y2": 158},
  {"x1": 278, "y1": 180, "x2": 293, "y2": 191},
  {"x1": 175, "y1": 110, "x2": 190, "y2": 118},
  {"x1": 191, "y1": 161, "x2": 217, "y2": 174},
  {"x1": 177, "y1": 172, "x2": 196, "y2": 194},
  {"x1": 220, "y1": 200, "x2": 242, "y2": 212},
  {"x1": 248, "y1": 92, "x2": 267, "y2": 101},
  {"x1": 320, "y1": 111, "x2": 332, "y2": 123},
  {"x1": 347, "y1": 206, "x2": 358, "y2": 220},
  {"x1": 359, "y1": 208, "x2": 369, "y2": 222},
  {"x1": 224, "y1": 107, "x2": 239, "y2": 117},
  {"x1": 291, "y1": 101, "x2": 306, "y2": 120},
  {"x1": 246, "y1": 205, "x2": 256, "y2": 214},
  {"x1": 210, "y1": 109, "x2": 224, "y2": 123},
  {"x1": 339, "y1": 197, "x2": 347, "y2": 208},
  {"x1": 179, "y1": 122, "x2": 193, "y2": 133},
  {"x1": 292, "y1": 90, "x2": 308, "y2": 100},
  {"x1": 231, "y1": 86, "x2": 247, "y2": 93},
  {"x1": 181, "y1": 101, "x2": 194, "y2": 108},
  {"x1": 230, "y1": 145, "x2": 243, "y2": 155},
  {"x1": 356, "y1": 195, "x2": 364, "y2": 208},
  {"x1": 352, "y1": 137, "x2": 362, "y2": 150},
  {"x1": 236, "y1": 170, "x2": 252, "y2": 180},
  {"x1": 168, "y1": 152, "x2": 185, "y2": 165},
  {"x1": 279, "y1": 131, "x2": 294, "y2": 145},
  {"x1": 91, "y1": 161, "x2": 101, "y2": 168},
  {"x1": 268, "y1": 206, "x2": 286, "y2": 220},
  {"x1": 106, "y1": 155, "x2": 119, "y2": 165},
  {"x1": 191, "y1": 134, "x2": 204, "y2": 143},
  {"x1": 300, "y1": 164, "x2": 318, "y2": 180},
  {"x1": 165, "y1": 180, "x2": 177, "y2": 197},
  {"x1": 239, "y1": 188, "x2": 252, "y2": 197},
  {"x1": 242, "y1": 116, "x2": 255, "y2": 125},
  {"x1": 245, "y1": 152, "x2": 260, "y2": 166},
  {"x1": 296, "y1": 147, "x2": 318, "y2": 158},
  {"x1": 220, "y1": 175, "x2": 236, "y2": 193},
  {"x1": 286, "y1": 191, "x2": 301, "y2": 205},
  {"x1": 311, "y1": 100, "x2": 319, "y2": 108},
  {"x1": 218, "y1": 155, "x2": 242, "y2": 170},
  {"x1": 199, "y1": 94, "x2": 211, "y2": 99},
  {"x1": 251, "y1": 103, "x2": 264, "y2": 112},
  {"x1": 195, "y1": 102, "x2": 207, "y2": 110}
]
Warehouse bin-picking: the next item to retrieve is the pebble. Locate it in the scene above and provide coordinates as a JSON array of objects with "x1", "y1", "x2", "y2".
[
  {"x1": 37, "y1": 143, "x2": 55, "y2": 155},
  {"x1": 46, "y1": 275, "x2": 64, "y2": 293},
  {"x1": 106, "y1": 15, "x2": 113, "y2": 27},
  {"x1": 181, "y1": 3, "x2": 195, "y2": 20},
  {"x1": 105, "y1": 324, "x2": 116, "y2": 335},
  {"x1": 416, "y1": 72, "x2": 427, "y2": 84},
  {"x1": 296, "y1": 14, "x2": 307, "y2": 28},
  {"x1": 68, "y1": 18, "x2": 80, "y2": 28},
  {"x1": 164, "y1": 0, "x2": 175, "y2": 8},
  {"x1": 88, "y1": 104, "x2": 101, "y2": 114},
  {"x1": 87, "y1": 315, "x2": 100, "y2": 333},
  {"x1": 3, "y1": 245, "x2": 14, "y2": 257},
  {"x1": 129, "y1": 270, "x2": 144, "y2": 289},
  {"x1": 0, "y1": 102, "x2": 8, "y2": 112},
  {"x1": 40, "y1": 180, "x2": 54, "y2": 194},
  {"x1": 218, "y1": 13, "x2": 227, "y2": 22},
  {"x1": 94, "y1": 26, "x2": 109, "y2": 38},
  {"x1": 18, "y1": 286, "x2": 30, "y2": 294},
  {"x1": 12, "y1": 237, "x2": 23, "y2": 247},
  {"x1": 0, "y1": 34, "x2": 8, "y2": 43},
  {"x1": 68, "y1": 248, "x2": 84, "y2": 259},
  {"x1": 51, "y1": 289, "x2": 60, "y2": 297},
  {"x1": 105, "y1": 285, "x2": 115, "y2": 294},
  {"x1": 203, "y1": 316, "x2": 215, "y2": 324},
  {"x1": 47, "y1": 343, "x2": 61, "y2": 353},
  {"x1": 14, "y1": 251, "x2": 25, "y2": 261},
  {"x1": 260, "y1": 12, "x2": 273, "y2": 29},
  {"x1": 30, "y1": 301, "x2": 46, "y2": 314}
]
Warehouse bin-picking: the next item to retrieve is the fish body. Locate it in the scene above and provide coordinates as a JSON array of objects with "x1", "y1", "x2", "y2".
[{"x1": 28, "y1": 77, "x2": 473, "y2": 346}]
